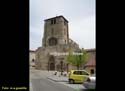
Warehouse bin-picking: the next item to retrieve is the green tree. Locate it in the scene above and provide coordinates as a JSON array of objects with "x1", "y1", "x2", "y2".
[{"x1": 66, "y1": 49, "x2": 87, "y2": 70}]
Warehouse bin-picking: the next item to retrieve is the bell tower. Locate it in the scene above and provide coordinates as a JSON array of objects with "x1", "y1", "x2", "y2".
[{"x1": 42, "y1": 16, "x2": 69, "y2": 47}]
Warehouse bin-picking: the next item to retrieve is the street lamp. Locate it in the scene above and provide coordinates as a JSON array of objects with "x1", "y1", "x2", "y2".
[
  {"x1": 67, "y1": 63, "x2": 69, "y2": 73},
  {"x1": 60, "y1": 61, "x2": 63, "y2": 75},
  {"x1": 48, "y1": 61, "x2": 49, "y2": 71}
]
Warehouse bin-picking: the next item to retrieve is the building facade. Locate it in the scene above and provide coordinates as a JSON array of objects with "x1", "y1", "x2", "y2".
[
  {"x1": 84, "y1": 49, "x2": 96, "y2": 75},
  {"x1": 30, "y1": 16, "x2": 96, "y2": 72},
  {"x1": 29, "y1": 50, "x2": 36, "y2": 69},
  {"x1": 35, "y1": 16, "x2": 79, "y2": 71}
]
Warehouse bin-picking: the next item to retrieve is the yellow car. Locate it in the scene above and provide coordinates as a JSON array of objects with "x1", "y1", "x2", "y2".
[{"x1": 68, "y1": 70, "x2": 90, "y2": 84}]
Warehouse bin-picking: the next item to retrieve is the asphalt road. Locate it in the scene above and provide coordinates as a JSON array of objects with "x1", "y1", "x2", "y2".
[
  {"x1": 32, "y1": 78, "x2": 77, "y2": 91},
  {"x1": 30, "y1": 70, "x2": 95, "y2": 91}
]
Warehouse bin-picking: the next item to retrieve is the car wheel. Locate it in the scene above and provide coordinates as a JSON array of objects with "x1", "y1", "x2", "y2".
[{"x1": 69, "y1": 79, "x2": 74, "y2": 84}]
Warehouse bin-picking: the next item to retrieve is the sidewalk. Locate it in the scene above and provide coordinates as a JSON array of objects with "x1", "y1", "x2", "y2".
[
  {"x1": 47, "y1": 71, "x2": 69, "y2": 82},
  {"x1": 47, "y1": 75, "x2": 68, "y2": 82}
]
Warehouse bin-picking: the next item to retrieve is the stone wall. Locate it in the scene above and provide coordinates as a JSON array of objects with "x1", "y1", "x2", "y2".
[{"x1": 29, "y1": 50, "x2": 36, "y2": 68}]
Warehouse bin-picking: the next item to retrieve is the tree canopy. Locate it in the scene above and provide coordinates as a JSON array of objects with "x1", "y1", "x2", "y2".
[{"x1": 66, "y1": 49, "x2": 87, "y2": 70}]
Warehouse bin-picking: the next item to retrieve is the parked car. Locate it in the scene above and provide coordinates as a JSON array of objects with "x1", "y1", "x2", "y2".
[
  {"x1": 68, "y1": 70, "x2": 90, "y2": 84},
  {"x1": 83, "y1": 74, "x2": 96, "y2": 89}
]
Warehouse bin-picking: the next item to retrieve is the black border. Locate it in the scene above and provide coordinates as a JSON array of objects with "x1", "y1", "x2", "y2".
[{"x1": 1, "y1": 0, "x2": 29, "y2": 90}]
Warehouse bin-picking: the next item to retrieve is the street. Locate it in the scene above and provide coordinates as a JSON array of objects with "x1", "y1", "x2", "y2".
[{"x1": 30, "y1": 69, "x2": 95, "y2": 91}]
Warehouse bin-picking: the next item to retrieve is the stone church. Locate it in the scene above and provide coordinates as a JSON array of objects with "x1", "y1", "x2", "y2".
[{"x1": 35, "y1": 15, "x2": 80, "y2": 71}]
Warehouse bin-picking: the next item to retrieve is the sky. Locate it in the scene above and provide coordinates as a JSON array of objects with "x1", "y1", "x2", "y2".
[{"x1": 30, "y1": 0, "x2": 95, "y2": 50}]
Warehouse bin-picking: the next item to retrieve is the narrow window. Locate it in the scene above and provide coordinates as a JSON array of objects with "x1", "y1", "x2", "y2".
[
  {"x1": 65, "y1": 40, "x2": 66, "y2": 43},
  {"x1": 54, "y1": 19, "x2": 56, "y2": 24},
  {"x1": 52, "y1": 28, "x2": 54, "y2": 35},
  {"x1": 51, "y1": 20, "x2": 53, "y2": 24},
  {"x1": 64, "y1": 21, "x2": 66, "y2": 25},
  {"x1": 32, "y1": 59, "x2": 35, "y2": 62}
]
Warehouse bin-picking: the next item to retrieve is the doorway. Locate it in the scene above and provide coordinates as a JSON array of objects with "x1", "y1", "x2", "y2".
[{"x1": 48, "y1": 56, "x2": 55, "y2": 71}]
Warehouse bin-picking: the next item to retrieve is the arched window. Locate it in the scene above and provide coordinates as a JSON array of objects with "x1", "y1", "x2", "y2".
[
  {"x1": 32, "y1": 59, "x2": 35, "y2": 62},
  {"x1": 48, "y1": 37, "x2": 57, "y2": 46}
]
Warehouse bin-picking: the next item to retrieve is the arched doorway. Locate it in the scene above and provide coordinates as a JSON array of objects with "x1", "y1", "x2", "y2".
[{"x1": 48, "y1": 56, "x2": 55, "y2": 71}]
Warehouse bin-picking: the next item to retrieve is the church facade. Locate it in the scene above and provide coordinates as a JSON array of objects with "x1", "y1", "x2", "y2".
[
  {"x1": 30, "y1": 16, "x2": 96, "y2": 73},
  {"x1": 35, "y1": 16, "x2": 80, "y2": 71}
]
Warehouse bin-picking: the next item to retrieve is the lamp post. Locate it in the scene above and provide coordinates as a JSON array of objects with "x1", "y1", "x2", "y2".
[
  {"x1": 48, "y1": 61, "x2": 49, "y2": 72},
  {"x1": 67, "y1": 63, "x2": 69, "y2": 73},
  {"x1": 60, "y1": 61, "x2": 63, "y2": 75},
  {"x1": 64, "y1": 44, "x2": 69, "y2": 73}
]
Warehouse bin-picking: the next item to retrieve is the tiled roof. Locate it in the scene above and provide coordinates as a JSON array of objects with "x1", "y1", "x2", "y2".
[
  {"x1": 85, "y1": 48, "x2": 96, "y2": 52},
  {"x1": 29, "y1": 50, "x2": 36, "y2": 52}
]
